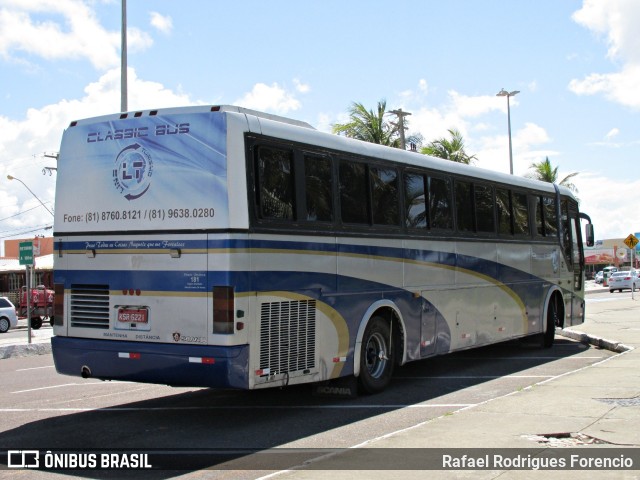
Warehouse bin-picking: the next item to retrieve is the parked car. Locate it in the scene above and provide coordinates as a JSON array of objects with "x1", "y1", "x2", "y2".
[
  {"x1": 595, "y1": 271, "x2": 603, "y2": 284},
  {"x1": 608, "y1": 270, "x2": 640, "y2": 293},
  {"x1": 0, "y1": 296, "x2": 18, "y2": 333}
]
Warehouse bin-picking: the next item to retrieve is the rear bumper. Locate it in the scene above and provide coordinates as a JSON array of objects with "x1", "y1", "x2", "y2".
[{"x1": 52, "y1": 336, "x2": 249, "y2": 389}]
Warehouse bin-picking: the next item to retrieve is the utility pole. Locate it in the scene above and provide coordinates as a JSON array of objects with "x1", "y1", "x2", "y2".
[
  {"x1": 388, "y1": 109, "x2": 411, "y2": 150},
  {"x1": 42, "y1": 152, "x2": 58, "y2": 176}
]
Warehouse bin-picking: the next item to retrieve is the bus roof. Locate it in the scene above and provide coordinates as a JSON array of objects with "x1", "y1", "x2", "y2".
[
  {"x1": 66, "y1": 104, "x2": 573, "y2": 200},
  {"x1": 67, "y1": 105, "x2": 315, "y2": 130}
]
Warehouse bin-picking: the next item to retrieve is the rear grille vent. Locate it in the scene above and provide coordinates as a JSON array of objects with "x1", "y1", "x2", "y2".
[
  {"x1": 259, "y1": 299, "x2": 316, "y2": 376},
  {"x1": 70, "y1": 284, "x2": 110, "y2": 329}
]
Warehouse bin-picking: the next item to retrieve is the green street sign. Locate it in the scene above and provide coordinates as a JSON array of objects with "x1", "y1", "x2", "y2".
[{"x1": 19, "y1": 241, "x2": 33, "y2": 266}]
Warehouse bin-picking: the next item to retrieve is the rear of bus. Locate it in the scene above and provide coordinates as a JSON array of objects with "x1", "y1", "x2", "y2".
[{"x1": 52, "y1": 106, "x2": 253, "y2": 388}]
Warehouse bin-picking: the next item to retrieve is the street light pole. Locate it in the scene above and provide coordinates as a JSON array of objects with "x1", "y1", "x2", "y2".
[
  {"x1": 496, "y1": 88, "x2": 519, "y2": 175},
  {"x1": 7, "y1": 175, "x2": 54, "y2": 217},
  {"x1": 121, "y1": 0, "x2": 128, "y2": 112}
]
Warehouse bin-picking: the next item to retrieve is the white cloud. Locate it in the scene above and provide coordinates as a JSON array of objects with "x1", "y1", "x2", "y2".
[
  {"x1": 149, "y1": 11, "x2": 173, "y2": 35},
  {"x1": 293, "y1": 78, "x2": 310, "y2": 94},
  {"x1": 475, "y1": 123, "x2": 555, "y2": 176},
  {"x1": 605, "y1": 127, "x2": 620, "y2": 140},
  {"x1": 570, "y1": 0, "x2": 640, "y2": 109},
  {"x1": 569, "y1": 65, "x2": 640, "y2": 109},
  {"x1": 234, "y1": 82, "x2": 301, "y2": 114},
  {"x1": 572, "y1": 0, "x2": 640, "y2": 62},
  {"x1": 450, "y1": 91, "x2": 502, "y2": 118},
  {"x1": 573, "y1": 172, "x2": 640, "y2": 239},
  {"x1": 0, "y1": 0, "x2": 152, "y2": 70}
]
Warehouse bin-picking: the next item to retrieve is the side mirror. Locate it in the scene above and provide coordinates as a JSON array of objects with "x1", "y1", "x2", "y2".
[{"x1": 585, "y1": 223, "x2": 594, "y2": 247}]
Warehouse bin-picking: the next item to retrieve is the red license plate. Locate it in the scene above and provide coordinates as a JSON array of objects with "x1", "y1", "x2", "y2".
[{"x1": 118, "y1": 308, "x2": 148, "y2": 323}]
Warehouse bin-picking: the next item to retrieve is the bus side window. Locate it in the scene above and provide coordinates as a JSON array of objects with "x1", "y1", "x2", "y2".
[
  {"x1": 543, "y1": 196, "x2": 558, "y2": 237},
  {"x1": 512, "y1": 192, "x2": 529, "y2": 236},
  {"x1": 304, "y1": 155, "x2": 333, "y2": 222},
  {"x1": 475, "y1": 184, "x2": 495, "y2": 234},
  {"x1": 370, "y1": 166, "x2": 400, "y2": 226},
  {"x1": 339, "y1": 160, "x2": 368, "y2": 224},
  {"x1": 496, "y1": 188, "x2": 512, "y2": 235},
  {"x1": 404, "y1": 172, "x2": 427, "y2": 229},
  {"x1": 256, "y1": 146, "x2": 295, "y2": 220},
  {"x1": 455, "y1": 181, "x2": 474, "y2": 232},
  {"x1": 561, "y1": 199, "x2": 572, "y2": 265},
  {"x1": 534, "y1": 196, "x2": 545, "y2": 237},
  {"x1": 429, "y1": 176, "x2": 453, "y2": 230}
]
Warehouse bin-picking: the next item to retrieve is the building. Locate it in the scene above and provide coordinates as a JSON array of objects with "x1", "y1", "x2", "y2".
[
  {"x1": 0, "y1": 237, "x2": 54, "y2": 304},
  {"x1": 585, "y1": 235, "x2": 640, "y2": 277}
]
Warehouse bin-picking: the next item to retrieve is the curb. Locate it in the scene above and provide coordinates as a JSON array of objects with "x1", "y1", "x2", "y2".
[
  {"x1": 559, "y1": 328, "x2": 633, "y2": 353},
  {"x1": 0, "y1": 342, "x2": 52, "y2": 360}
]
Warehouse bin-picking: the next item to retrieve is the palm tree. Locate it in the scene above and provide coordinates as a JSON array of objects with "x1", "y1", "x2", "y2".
[
  {"x1": 421, "y1": 128, "x2": 477, "y2": 164},
  {"x1": 332, "y1": 100, "x2": 400, "y2": 147},
  {"x1": 527, "y1": 157, "x2": 578, "y2": 193}
]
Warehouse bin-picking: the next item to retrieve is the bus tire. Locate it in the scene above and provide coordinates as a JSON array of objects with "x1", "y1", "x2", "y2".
[
  {"x1": 542, "y1": 296, "x2": 559, "y2": 349},
  {"x1": 358, "y1": 316, "x2": 393, "y2": 394}
]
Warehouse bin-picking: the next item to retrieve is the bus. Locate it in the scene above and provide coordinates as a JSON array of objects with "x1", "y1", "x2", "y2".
[{"x1": 51, "y1": 105, "x2": 594, "y2": 394}]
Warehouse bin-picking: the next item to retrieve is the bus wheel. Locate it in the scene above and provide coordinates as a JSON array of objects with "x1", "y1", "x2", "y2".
[
  {"x1": 358, "y1": 316, "x2": 393, "y2": 394},
  {"x1": 31, "y1": 317, "x2": 43, "y2": 330},
  {"x1": 49, "y1": 316, "x2": 55, "y2": 327},
  {"x1": 542, "y1": 296, "x2": 559, "y2": 349}
]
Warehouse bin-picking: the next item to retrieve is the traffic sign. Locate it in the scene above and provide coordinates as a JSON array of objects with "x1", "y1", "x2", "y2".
[
  {"x1": 624, "y1": 234, "x2": 639, "y2": 250},
  {"x1": 19, "y1": 241, "x2": 33, "y2": 266}
]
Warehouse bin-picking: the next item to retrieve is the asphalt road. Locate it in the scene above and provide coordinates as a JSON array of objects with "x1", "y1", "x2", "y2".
[{"x1": 0, "y1": 305, "x2": 617, "y2": 479}]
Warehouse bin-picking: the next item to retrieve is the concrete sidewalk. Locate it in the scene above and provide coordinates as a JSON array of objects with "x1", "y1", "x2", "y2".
[
  {"x1": 275, "y1": 294, "x2": 640, "y2": 479},
  {"x1": 0, "y1": 319, "x2": 53, "y2": 359}
]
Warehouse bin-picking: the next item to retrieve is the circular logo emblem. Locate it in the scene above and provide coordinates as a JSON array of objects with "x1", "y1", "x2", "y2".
[{"x1": 113, "y1": 143, "x2": 153, "y2": 200}]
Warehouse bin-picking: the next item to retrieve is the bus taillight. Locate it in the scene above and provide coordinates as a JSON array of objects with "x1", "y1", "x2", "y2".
[
  {"x1": 53, "y1": 283, "x2": 64, "y2": 326},
  {"x1": 213, "y1": 286, "x2": 234, "y2": 334}
]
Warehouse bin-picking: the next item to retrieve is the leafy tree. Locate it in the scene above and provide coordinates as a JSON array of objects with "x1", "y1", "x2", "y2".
[
  {"x1": 332, "y1": 100, "x2": 400, "y2": 147},
  {"x1": 421, "y1": 128, "x2": 477, "y2": 164},
  {"x1": 527, "y1": 157, "x2": 578, "y2": 193}
]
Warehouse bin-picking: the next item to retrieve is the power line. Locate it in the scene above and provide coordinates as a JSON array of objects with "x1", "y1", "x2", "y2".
[
  {"x1": 0, "y1": 224, "x2": 52, "y2": 240},
  {"x1": 0, "y1": 204, "x2": 43, "y2": 222}
]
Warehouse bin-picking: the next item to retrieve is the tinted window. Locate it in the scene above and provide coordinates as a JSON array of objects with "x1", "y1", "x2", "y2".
[
  {"x1": 305, "y1": 155, "x2": 333, "y2": 222},
  {"x1": 429, "y1": 176, "x2": 453, "y2": 230},
  {"x1": 513, "y1": 192, "x2": 529, "y2": 235},
  {"x1": 543, "y1": 196, "x2": 557, "y2": 237},
  {"x1": 535, "y1": 196, "x2": 544, "y2": 236},
  {"x1": 257, "y1": 147, "x2": 294, "y2": 220},
  {"x1": 496, "y1": 188, "x2": 512, "y2": 235},
  {"x1": 339, "y1": 160, "x2": 368, "y2": 224},
  {"x1": 475, "y1": 184, "x2": 495, "y2": 233},
  {"x1": 370, "y1": 166, "x2": 399, "y2": 226},
  {"x1": 456, "y1": 181, "x2": 474, "y2": 232},
  {"x1": 561, "y1": 199, "x2": 571, "y2": 263},
  {"x1": 405, "y1": 173, "x2": 426, "y2": 228},
  {"x1": 0, "y1": 298, "x2": 11, "y2": 308}
]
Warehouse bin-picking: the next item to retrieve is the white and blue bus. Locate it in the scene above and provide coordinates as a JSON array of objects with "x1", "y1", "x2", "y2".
[{"x1": 51, "y1": 105, "x2": 594, "y2": 394}]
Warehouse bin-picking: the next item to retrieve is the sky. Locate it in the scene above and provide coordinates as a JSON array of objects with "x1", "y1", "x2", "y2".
[{"x1": 1, "y1": 0, "x2": 640, "y2": 253}]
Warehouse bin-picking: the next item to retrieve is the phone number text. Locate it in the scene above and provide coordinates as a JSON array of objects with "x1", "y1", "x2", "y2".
[{"x1": 63, "y1": 208, "x2": 215, "y2": 224}]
